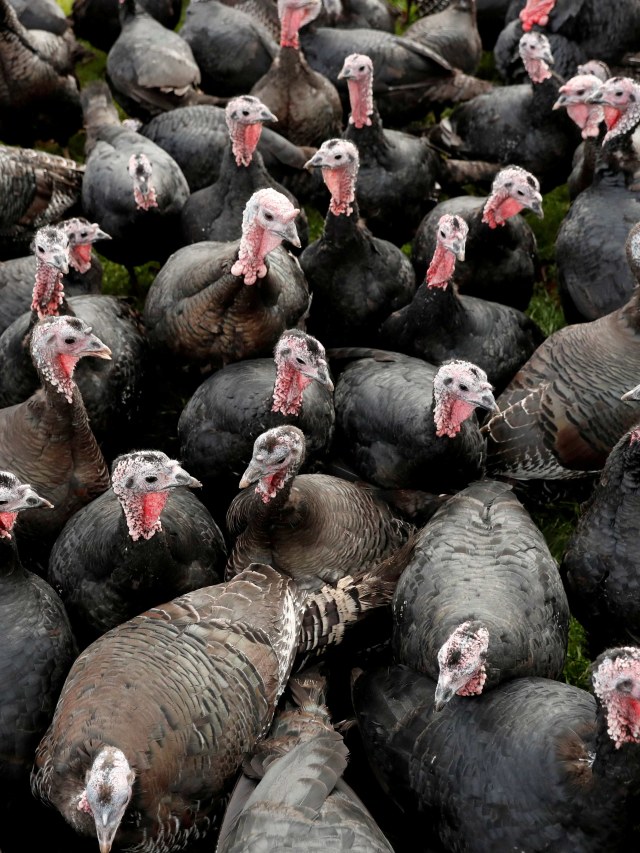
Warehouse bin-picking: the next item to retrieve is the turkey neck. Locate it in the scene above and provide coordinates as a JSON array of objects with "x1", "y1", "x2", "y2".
[
  {"x1": 217, "y1": 146, "x2": 269, "y2": 190},
  {"x1": 0, "y1": 533, "x2": 26, "y2": 584},
  {"x1": 322, "y1": 200, "x2": 366, "y2": 247},
  {"x1": 275, "y1": 45, "x2": 312, "y2": 81},
  {"x1": 591, "y1": 703, "x2": 640, "y2": 813},
  {"x1": 344, "y1": 110, "x2": 392, "y2": 165},
  {"x1": 404, "y1": 280, "x2": 466, "y2": 333}
]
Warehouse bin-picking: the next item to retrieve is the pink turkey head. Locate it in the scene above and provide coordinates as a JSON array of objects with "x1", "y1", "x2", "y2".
[
  {"x1": 592, "y1": 647, "x2": 640, "y2": 748},
  {"x1": 0, "y1": 472, "x2": 52, "y2": 540},
  {"x1": 239, "y1": 425, "x2": 305, "y2": 503},
  {"x1": 111, "y1": 450, "x2": 202, "y2": 541},
  {"x1": 278, "y1": 0, "x2": 321, "y2": 48},
  {"x1": 128, "y1": 152, "x2": 158, "y2": 211},
  {"x1": 482, "y1": 166, "x2": 543, "y2": 229},
  {"x1": 338, "y1": 53, "x2": 374, "y2": 129},
  {"x1": 30, "y1": 225, "x2": 70, "y2": 319},
  {"x1": 30, "y1": 316, "x2": 112, "y2": 403},
  {"x1": 231, "y1": 188, "x2": 300, "y2": 285},
  {"x1": 78, "y1": 746, "x2": 135, "y2": 853},
  {"x1": 61, "y1": 218, "x2": 111, "y2": 274},
  {"x1": 426, "y1": 214, "x2": 469, "y2": 289},
  {"x1": 433, "y1": 360, "x2": 497, "y2": 438},
  {"x1": 435, "y1": 621, "x2": 490, "y2": 711},
  {"x1": 586, "y1": 77, "x2": 640, "y2": 145},
  {"x1": 519, "y1": 0, "x2": 556, "y2": 31},
  {"x1": 225, "y1": 95, "x2": 277, "y2": 167},
  {"x1": 553, "y1": 74, "x2": 606, "y2": 139},
  {"x1": 272, "y1": 329, "x2": 333, "y2": 416},
  {"x1": 304, "y1": 139, "x2": 359, "y2": 217},
  {"x1": 518, "y1": 32, "x2": 553, "y2": 84}
]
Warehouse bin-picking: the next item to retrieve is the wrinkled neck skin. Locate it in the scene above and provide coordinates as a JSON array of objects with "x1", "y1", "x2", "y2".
[
  {"x1": 457, "y1": 667, "x2": 487, "y2": 697},
  {"x1": 323, "y1": 167, "x2": 356, "y2": 217},
  {"x1": 347, "y1": 77, "x2": 373, "y2": 129},
  {"x1": 230, "y1": 122, "x2": 263, "y2": 167},
  {"x1": 426, "y1": 245, "x2": 456, "y2": 289},
  {"x1": 255, "y1": 469, "x2": 295, "y2": 505},
  {"x1": 133, "y1": 183, "x2": 158, "y2": 211},
  {"x1": 231, "y1": 221, "x2": 282, "y2": 285},
  {"x1": 568, "y1": 103, "x2": 604, "y2": 139},
  {"x1": 280, "y1": 6, "x2": 305, "y2": 48},
  {"x1": 69, "y1": 243, "x2": 93, "y2": 274},
  {"x1": 520, "y1": 0, "x2": 555, "y2": 31},
  {"x1": 592, "y1": 699, "x2": 640, "y2": 796},
  {"x1": 433, "y1": 389, "x2": 476, "y2": 438},
  {"x1": 481, "y1": 192, "x2": 524, "y2": 229},
  {"x1": 0, "y1": 513, "x2": 18, "y2": 542},
  {"x1": 32, "y1": 340, "x2": 79, "y2": 404},
  {"x1": 32, "y1": 261, "x2": 64, "y2": 319},
  {"x1": 117, "y1": 490, "x2": 169, "y2": 541},
  {"x1": 272, "y1": 362, "x2": 313, "y2": 415},
  {"x1": 525, "y1": 57, "x2": 552, "y2": 85}
]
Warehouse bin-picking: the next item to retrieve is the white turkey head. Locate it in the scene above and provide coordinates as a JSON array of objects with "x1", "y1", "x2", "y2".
[
  {"x1": 128, "y1": 152, "x2": 158, "y2": 211},
  {"x1": 231, "y1": 188, "x2": 300, "y2": 285},
  {"x1": 592, "y1": 647, "x2": 640, "y2": 748},
  {"x1": 62, "y1": 218, "x2": 111, "y2": 274},
  {"x1": 77, "y1": 746, "x2": 135, "y2": 853},
  {"x1": 519, "y1": 0, "x2": 555, "y2": 32},
  {"x1": 225, "y1": 95, "x2": 278, "y2": 167},
  {"x1": 272, "y1": 329, "x2": 333, "y2": 416},
  {"x1": 111, "y1": 451, "x2": 202, "y2": 542},
  {"x1": 518, "y1": 32, "x2": 553, "y2": 84},
  {"x1": 435, "y1": 621, "x2": 490, "y2": 711},
  {"x1": 576, "y1": 60, "x2": 610, "y2": 82},
  {"x1": 433, "y1": 360, "x2": 497, "y2": 438},
  {"x1": 338, "y1": 53, "x2": 374, "y2": 129},
  {"x1": 30, "y1": 225, "x2": 70, "y2": 319},
  {"x1": 586, "y1": 77, "x2": 640, "y2": 145},
  {"x1": 30, "y1": 316, "x2": 112, "y2": 403},
  {"x1": 482, "y1": 166, "x2": 543, "y2": 229},
  {"x1": 305, "y1": 139, "x2": 359, "y2": 217},
  {"x1": 426, "y1": 214, "x2": 469, "y2": 289},
  {"x1": 278, "y1": 0, "x2": 322, "y2": 48},
  {"x1": 553, "y1": 73, "x2": 606, "y2": 139},
  {"x1": 0, "y1": 472, "x2": 52, "y2": 540},
  {"x1": 239, "y1": 425, "x2": 305, "y2": 503}
]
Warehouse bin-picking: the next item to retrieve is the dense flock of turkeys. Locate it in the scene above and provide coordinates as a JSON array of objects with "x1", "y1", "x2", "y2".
[{"x1": 3, "y1": 0, "x2": 640, "y2": 850}]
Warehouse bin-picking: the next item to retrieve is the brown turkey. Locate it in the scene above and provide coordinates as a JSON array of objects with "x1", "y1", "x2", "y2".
[
  {"x1": 31, "y1": 564, "x2": 307, "y2": 853},
  {"x1": 144, "y1": 187, "x2": 309, "y2": 368}
]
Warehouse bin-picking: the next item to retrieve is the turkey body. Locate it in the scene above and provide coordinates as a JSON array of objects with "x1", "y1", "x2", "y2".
[
  {"x1": 353, "y1": 663, "x2": 640, "y2": 853},
  {"x1": 178, "y1": 359, "x2": 335, "y2": 491},
  {"x1": 72, "y1": 0, "x2": 182, "y2": 52},
  {"x1": 405, "y1": 0, "x2": 482, "y2": 74},
  {"x1": 332, "y1": 351, "x2": 486, "y2": 491},
  {"x1": 48, "y1": 488, "x2": 227, "y2": 643},
  {"x1": 412, "y1": 195, "x2": 539, "y2": 310},
  {"x1": 31, "y1": 565, "x2": 306, "y2": 853},
  {"x1": 393, "y1": 480, "x2": 569, "y2": 683}
]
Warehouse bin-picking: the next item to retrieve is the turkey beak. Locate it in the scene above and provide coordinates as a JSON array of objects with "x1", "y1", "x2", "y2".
[
  {"x1": 172, "y1": 467, "x2": 202, "y2": 489},
  {"x1": 93, "y1": 227, "x2": 111, "y2": 242},
  {"x1": 586, "y1": 88, "x2": 605, "y2": 105},
  {"x1": 622, "y1": 383, "x2": 640, "y2": 401},
  {"x1": 277, "y1": 214, "x2": 301, "y2": 249},
  {"x1": 81, "y1": 334, "x2": 112, "y2": 361},
  {"x1": 451, "y1": 241, "x2": 465, "y2": 262},
  {"x1": 467, "y1": 385, "x2": 498, "y2": 412},
  {"x1": 338, "y1": 66, "x2": 353, "y2": 80},
  {"x1": 552, "y1": 93, "x2": 567, "y2": 110},
  {"x1": 259, "y1": 107, "x2": 278, "y2": 123},
  {"x1": 239, "y1": 461, "x2": 262, "y2": 489},
  {"x1": 304, "y1": 152, "x2": 324, "y2": 170},
  {"x1": 526, "y1": 196, "x2": 544, "y2": 219},
  {"x1": 94, "y1": 812, "x2": 120, "y2": 853},
  {"x1": 15, "y1": 486, "x2": 53, "y2": 511},
  {"x1": 318, "y1": 365, "x2": 334, "y2": 392},
  {"x1": 433, "y1": 682, "x2": 455, "y2": 713},
  {"x1": 51, "y1": 253, "x2": 70, "y2": 274}
]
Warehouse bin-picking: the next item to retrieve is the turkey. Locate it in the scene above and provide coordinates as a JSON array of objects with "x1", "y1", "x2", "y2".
[
  {"x1": 432, "y1": 32, "x2": 580, "y2": 192},
  {"x1": 250, "y1": 0, "x2": 343, "y2": 147},
  {"x1": 412, "y1": 165, "x2": 542, "y2": 310},
  {"x1": 144, "y1": 188, "x2": 309, "y2": 368},
  {"x1": 300, "y1": 138, "x2": 416, "y2": 347},
  {"x1": 561, "y1": 421, "x2": 640, "y2": 655},
  {"x1": 392, "y1": 479, "x2": 569, "y2": 708},
  {"x1": 178, "y1": 328, "x2": 335, "y2": 508},
  {"x1": 353, "y1": 647, "x2": 640, "y2": 853},
  {"x1": 484, "y1": 221, "x2": 640, "y2": 480},
  {"x1": 337, "y1": 53, "x2": 441, "y2": 246},
  {"x1": 0, "y1": 472, "x2": 76, "y2": 795},
  {"x1": 332, "y1": 353, "x2": 496, "y2": 491},
  {"x1": 0, "y1": 145, "x2": 84, "y2": 261},
  {"x1": 48, "y1": 450, "x2": 227, "y2": 645},
  {"x1": 106, "y1": 0, "x2": 213, "y2": 121},
  {"x1": 180, "y1": 0, "x2": 278, "y2": 97},
  {"x1": 80, "y1": 82, "x2": 190, "y2": 270},
  {"x1": 181, "y1": 95, "x2": 308, "y2": 247},
  {"x1": 9, "y1": 0, "x2": 68, "y2": 33},
  {"x1": 0, "y1": 316, "x2": 110, "y2": 560},
  {"x1": 217, "y1": 668, "x2": 394, "y2": 852},
  {"x1": 405, "y1": 0, "x2": 482, "y2": 75},
  {"x1": 555, "y1": 76, "x2": 640, "y2": 323},
  {"x1": 31, "y1": 565, "x2": 307, "y2": 853},
  {"x1": 0, "y1": 0, "x2": 81, "y2": 145},
  {"x1": 380, "y1": 212, "x2": 543, "y2": 393},
  {"x1": 72, "y1": 0, "x2": 181, "y2": 52},
  {"x1": 226, "y1": 425, "x2": 414, "y2": 592}
]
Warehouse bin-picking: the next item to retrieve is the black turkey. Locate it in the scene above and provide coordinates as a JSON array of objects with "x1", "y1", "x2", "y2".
[
  {"x1": 144, "y1": 188, "x2": 309, "y2": 368},
  {"x1": 392, "y1": 479, "x2": 569, "y2": 707},
  {"x1": 0, "y1": 472, "x2": 76, "y2": 795},
  {"x1": 412, "y1": 165, "x2": 542, "y2": 310},
  {"x1": 72, "y1": 0, "x2": 181, "y2": 52},
  {"x1": 332, "y1": 352, "x2": 496, "y2": 491},
  {"x1": 380, "y1": 212, "x2": 543, "y2": 392},
  {"x1": 300, "y1": 138, "x2": 416, "y2": 346},
  {"x1": 405, "y1": 0, "x2": 482, "y2": 75},
  {"x1": 9, "y1": 0, "x2": 68, "y2": 33},
  {"x1": 31, "y1": 565, "x2": 307, "y2": 853},
  {"x1": 48, "y1": 450, "x2": 227, "y2": 645},
  {"x1": 354, "y1": 648, "x2": 640, "y2": 853}
]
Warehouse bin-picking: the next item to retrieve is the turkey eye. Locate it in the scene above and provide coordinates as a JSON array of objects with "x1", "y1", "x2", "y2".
[
  {"x1": 577, "y1": 89, "x2": 584, "y2": 96},
  {"x1": 617, "y1": 678, "x2": 633, "y2": 693},
  {"x1": 295, "y1": 357, "x2": 306, "y2": 365},
  {"x1": 335, "y1": 154, "x2": 342, "y2": 160},
  {"x1": 517, "y1": 189, "x2": 525, "y2": 196},
  {"x1": 80, "y1": 230, "x2": 88, "y2": 238},
  {"x1": 145, "y1": 475, "x2": 157, "y2": 483},
  {"x1": 64, "y1": 337, "x2": 76, "y2": 344},
  {"x1": 615, "y1": 91, "x2": 623, "y2": 97},
  {"x1": 459, "y1": 383, "x2": 469, "y2": 392},
  {"x1": 37, "y1": 246, "x2": 45, "y2": 253},
  {"x1": 0, "y1": 500, "x2": 7, "y2": 505},
  {"x1": 444, "y1": 377, "x2": 453, "y2": 386},
  {"x1": 264, "y1": 212, "x2": 273, "y2": 221},
  {"x1": 439, "y1": 230, "x2": 446, "y2": 238},
  {"x1": 359, "y1": 65, "x2": 365, "y2": 71},
  {"x1": 242, "y1": 110, "x2": 249, "y2": 116}
]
